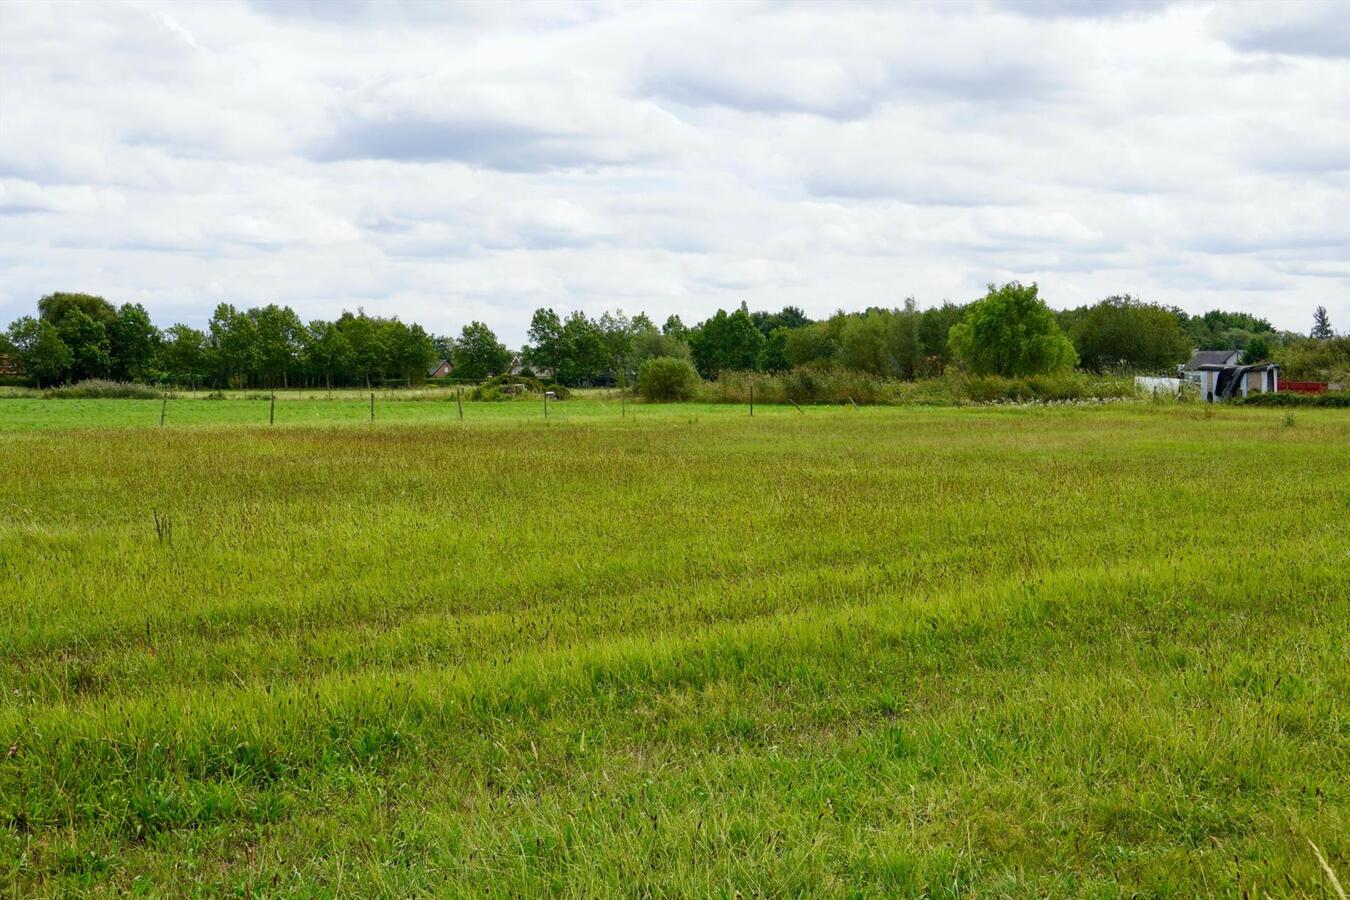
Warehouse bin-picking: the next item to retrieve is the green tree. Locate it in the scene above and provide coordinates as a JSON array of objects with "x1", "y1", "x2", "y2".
[
  {"x1": 1069, "y1": 295, "x2": 1191, "y2": 373},
  {"x1": 758, "y1": 327, "x2": 791, "y2": 372},
  {"x1": 662, "y1": 315, "x2": 688, "y2": 341},
  {"x1": 557, "y1": 312, "x2": 607, "y2": 385},
  {"x1": 207, "y1": 303, "x2": 259, "y2": 388},
  {"x1": 303, "y1": 320, "x2": 351, "y2": 391},
  {"x1": 948, "y1": 282, "x2": 1077, "y2": 377},
  {"x1": 917, "y1": 302, "x2": 967, "y2": 366},
  {"x1": 6, "y1": 316, "x2": 72, "y2": 387},
  {"x1": 1312, "y1": 305, "x2": 1334, "y2": 339},
  {"x1": 750, "y1": 305, "x2": 812, "y2": 337},
  {"x1": 783, "y1": 320, "x2": 839, "y2": 368},
  {"x1": 381, "y1": 320, "x2": 437, "y2": 386},
  {"x1": 689, "y1": 305, "x2": 765, "y2": 377},
  {"x1": 336, "y1": 312, "x2": 382, "y2": 388},
  {"x1": 452, "y1": 321, "x2": 512, "y2": 381},
  {"x1": 628, "y1": 319, "x2": 691, "y2": 371},
  {"x1": 161, "y1": 324, "x2": 207, "y2": 388},
  {"x1": 524, "y1": 308, "x2": 565, "y2": 377},
  {"x1": 38, "y1": 292, "x2": 115, "y2": 327},
  {"x1": 1240, "y1": 336, "x2": 1271, "y2": 365},
  {"x1": 56, "y1": 308, "x2": 111, "y2": 381},
  {"x1": 251, "y1": 304, "x2": 304, "y2": 388},
  {"x1": 108, "y1": 303, "x2": 161, "y2": 381}
]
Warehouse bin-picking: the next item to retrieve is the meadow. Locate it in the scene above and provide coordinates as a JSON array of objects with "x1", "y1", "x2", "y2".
[{"x1": 0, "y1": 396, "x2": 1346, "y2": 896}]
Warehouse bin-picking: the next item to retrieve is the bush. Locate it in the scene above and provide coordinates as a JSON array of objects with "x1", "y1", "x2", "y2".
[
  {"x1": 42, "y1": 380, "x2": 166, "y2": 399},
  {"x1": 957, "y1": 373, "x2": 1132, "y2": 403},
  {"x1": 637, "y1": 357, "x2": 701, "y2": 402},
  {"x1": 471, "y1": 373, "x2": 570, "y2": 400},
  {"x1": 1238, "y1": 391, "x2": 1350, "y2": 408}
]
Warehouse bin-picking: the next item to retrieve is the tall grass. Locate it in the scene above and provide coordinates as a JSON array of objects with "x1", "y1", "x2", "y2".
[
  {"x1": 697, "y1": 368, "x2": 1134, "y2": 405},
  {"x1": 0, "y1": 403, "x2": 1346, "y2": 894}
]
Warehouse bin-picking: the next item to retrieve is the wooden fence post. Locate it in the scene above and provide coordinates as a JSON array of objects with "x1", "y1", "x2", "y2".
[
  {"x1": 160, "y1": 393, "x2": 167, "y2": 427},
  {"x1": 749, "y1": 383, "x2": 754, "y2": 417},
  {"x1": 457, "y1": 387, "x2": 464, "y2": 421},
  {"x1": 370, "y1": 392, "x2": 375, "y2": 422},
  {"x1": 269, "y1": 391, "x2": 275, "y2": 425}
]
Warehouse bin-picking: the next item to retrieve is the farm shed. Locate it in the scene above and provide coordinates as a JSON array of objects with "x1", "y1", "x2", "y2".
[
  {"x1": 427, "y1": 359, "x2": 453, "y2": 379},
  {"x1": 1192, "y1": 363, "x2": 1279, "y2": 403}
]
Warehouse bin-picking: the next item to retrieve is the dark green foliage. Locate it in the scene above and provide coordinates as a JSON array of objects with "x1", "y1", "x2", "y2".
[
  {"x1": 749, "y1": 305, "x2": 812, "y2": 337},
  {"x1": 1240, "y1": 336, "x2": 1271, "y2": 365},
  {"x1": 525, "y1": 308, "x2": 565, "y2": 377},
  {"x1": 1181, "y1": 309, "x2": 1275, "y2": 351},
  {"x1": 1311, "y1": 305, "x2": 1333, "y2": 340},
  {"x1": 1238, "y1": 390, "x2": 1350, "y2": 408},
  {"x1": 636, "y1": 356, "x2": 701, "y2": 401},
  {"x1": 160, "y1": 324, "x2": 207, "y2": 386},
  {"x1": 56, "y1": 308, "x2": 112, "y2": 381},
  {"x1": 6, "y1": 316, "x2": 72, "y2": 387},
  {"x1": 689, "y1": 305, "x2": 765, "y2": 377},
  {"x1": 948, "y1": 282, "x2": 1077, "y2": 377},
  {"x1": 451, "y1": 321, "x2": 512, "y2": 381},
  {"x1": 757, "y1": 327, "x2": 791, "y2": 372},
  {"x1": 107, "y1": 304, "x2": 161, "y2": 382},
  {"x1": 37, "y1": 292, "x2": 115, "y2": 326},
  {"x1": 1067, "y1": 295, "x2": 1191, "y2": 372}
]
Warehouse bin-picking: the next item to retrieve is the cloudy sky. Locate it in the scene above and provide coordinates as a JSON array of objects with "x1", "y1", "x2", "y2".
[{"x1": 1, "y1": 0, "x2": 1347, "y2": 343}]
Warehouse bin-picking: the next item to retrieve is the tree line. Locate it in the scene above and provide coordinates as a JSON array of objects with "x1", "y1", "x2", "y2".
[{"x1": 1, "y1": 287, "x2": 1340, "y2": 389}]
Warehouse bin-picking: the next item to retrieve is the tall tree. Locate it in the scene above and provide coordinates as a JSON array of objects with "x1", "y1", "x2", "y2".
[
  {"x1": 689, "y1": 304, "x2": 765, "y2": 377},
  {"x1": 1312, "y1": 305, "x2": 1334, "y2": 339},
  {"x1": 452, "y1": 321, "x2": 511, "y2": 381},
  {"x1": 948, "y1": 282, "x2": 1077, "y2": 377},
  {"x1": 108, "y1": 303, "x2": 161, "y2": 381},
  {"x1": 302, "y1": 320, "x2": 350, "y2": 392},
  {"x1": 6, "y1": 316, "x2": 72, "y2": 387},
  {"x1": 524, "y1": 308, "x2": 565, "y2": 377},
  {"x1": 38, "y1": 292, "x2": 115, "y2": 327},
  {"x1": 56, "y1": 308, "x2": 111, "y2": 381},
  {"x1": 251, "y1": 304, "x2": 304, "y2": 388},
  {"x1": 557, "y1": 312, "x2": 607, "y2": 385},
  {"x1": 1069, "y1": 295, "x2": 1191, "y2": 373},
  {"x1": 207, "y1": 303, "x2": 259, "y2": 388},
  {"x1": 161, "y1": 324, "x2": 207, "y2": 388},
  {"x1": 336, "y1": 312, "x2": 382, "y2": 388},
  {"x1": 381, "y1": 319, "x2": 437, "y2": 387}
]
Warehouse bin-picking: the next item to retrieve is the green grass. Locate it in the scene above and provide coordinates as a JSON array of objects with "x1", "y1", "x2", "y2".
[{"x1": 1, "y1": 398, "x2": 1346, "y2": 896}]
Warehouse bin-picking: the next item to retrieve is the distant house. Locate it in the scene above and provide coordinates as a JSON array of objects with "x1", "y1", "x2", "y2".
[
  {"x1": 1181, "y1": 349, "x2": 1240, "y2": 371},
  {"x1": 427, "y1": 359, "x2": 453, "y2": 379},
  {"x1": 509, "y1": 355, "x2": 552, "y2": 378}
]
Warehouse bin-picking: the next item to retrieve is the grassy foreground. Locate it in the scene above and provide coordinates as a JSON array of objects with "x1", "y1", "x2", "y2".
[{"x1": 1, "y1": 400, "x2": 1347, "y2": 896}]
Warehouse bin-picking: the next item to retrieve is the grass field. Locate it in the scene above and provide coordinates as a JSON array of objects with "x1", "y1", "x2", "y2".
[{"x1": 1, "y1": 398, "x2": 1347, "y2": 896}]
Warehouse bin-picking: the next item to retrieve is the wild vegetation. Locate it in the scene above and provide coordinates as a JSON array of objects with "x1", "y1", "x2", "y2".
[
  {"x1": 1, "y1": 398, "x2": 1346, "y2": 895},
  {"x1": 3, "y1": 287, "x2": 1343, "y2": 394}
]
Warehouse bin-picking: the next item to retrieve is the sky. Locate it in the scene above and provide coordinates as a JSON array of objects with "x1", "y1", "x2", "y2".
[{"x1": 1, "y1": 0, "x2": 1347, "y2": 345}]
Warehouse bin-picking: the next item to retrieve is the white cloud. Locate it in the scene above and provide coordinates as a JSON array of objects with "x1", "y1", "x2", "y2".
[{"x1": 0, "y1": 0, "x2": 1345, "y2": 343}]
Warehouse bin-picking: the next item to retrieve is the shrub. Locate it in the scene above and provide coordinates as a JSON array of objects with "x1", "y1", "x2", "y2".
[
  {"x1": 472, "y1": 373, "x2": 569, "y2": 400},
  {"x1": 637, "y1": 357, "x2": 701, "y2": 402},
  {"x1": 1238, "y1": 391, "x2": 1350, "y2": 408},
  {"x1": 42, "y1": 380, "x2": 166, "y2": 400},
  {"x1": 958, "y1": 373, "x2": 1132, "y2": 403}
]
